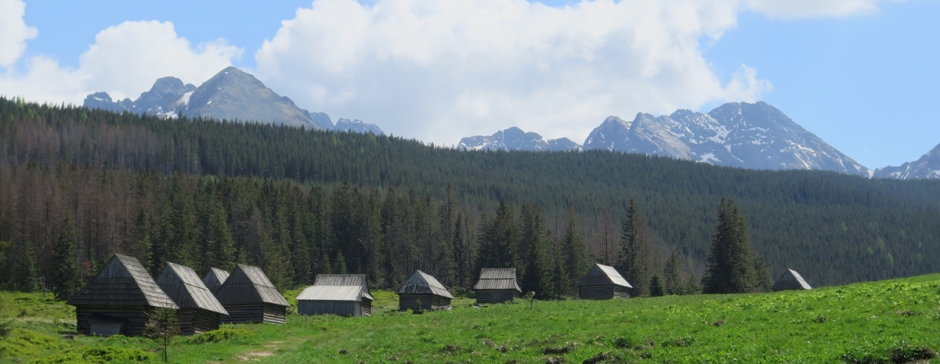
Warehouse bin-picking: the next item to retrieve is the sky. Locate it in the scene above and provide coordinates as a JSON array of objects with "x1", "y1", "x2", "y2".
[{"x1": 0, "y1": 0, "x2": 937, "y2": 169}]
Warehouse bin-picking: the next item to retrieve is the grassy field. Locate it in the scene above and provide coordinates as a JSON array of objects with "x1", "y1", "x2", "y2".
[{"x1": 1, "y1": 274, "x2": 939, "y2": 363}]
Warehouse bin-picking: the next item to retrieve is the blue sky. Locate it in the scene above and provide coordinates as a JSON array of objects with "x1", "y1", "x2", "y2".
[{"x1": 2, "y1": 0, "x2": 937, "y2": 169}]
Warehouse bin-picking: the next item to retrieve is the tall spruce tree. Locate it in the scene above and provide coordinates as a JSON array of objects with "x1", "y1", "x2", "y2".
[
  {"x1": 649, "y1": 274, "x2": 664, "y2": 297},
  {"x1": 664, "y1": 248, "x2": 682, "y2": 295},
  {"x1": 702, "y1": 198, "x2": 755, "y2": 294},
  {"x1": 13, "y1": 240, "x2": 39, "y2": 292},
  {"x1": 559, "y1": 206, "x2": 587, "y2": 294},
  {"x1": 205, "y1": 196, "x2": 236, "y2": 272},
  {"x1": 520, "y1": 203, "x2": 551, "y2": 298},
  {"x1": 52, "y1": 214, "x2": 82, "y2": 300},
  {"x1": 476, "y1": 198, "x2": 517, "y2": 270},
  {"x1": 752, "y1": 255, "x2": 773, "y2": 292},
  {"x1": 618, "y1": 199, "x2": 650, "y2": 297}
]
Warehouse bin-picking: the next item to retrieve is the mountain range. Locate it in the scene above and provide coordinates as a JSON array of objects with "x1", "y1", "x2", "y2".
[
  {"x1": 83, "y1": 67, "x2": 384, "y2": 135},
  {"x1": 457, "y1": 127, "x2": 580, "y2": 152},
  {"x1": 873, "y1": 143, "x2": 940, "y2": 179},
  {"x1": 461, "y1": 102, "x2": 871, "y2": 177},
  {"x1": 84, "y1": 68, "x2": 939, "y2": 179}
]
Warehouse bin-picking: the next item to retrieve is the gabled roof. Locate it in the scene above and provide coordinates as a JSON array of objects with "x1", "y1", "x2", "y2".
[
  {"x1": 296, "y1": 274, "x2": 374, "y2": 302},
  {"x1": 473, "y1": 268, "x2": 522, "y2": 293},
  {"x1": 214, "y1": 264, "x2": 289, "y2": 307},
  {"x1": 577, "y1": 263, "x2": 632, "y2": 288},
  {"x1": 68, "y1": 254, "x2": 178, "y2": 309},
  {"x1": 156, "y1": 262, "x2": 227, "y2": 315},
  {"x1": 397, "y1": 270, "x2": 454, "y2": 298},
  {"x1": 772, "y1": 268, "x2": 812, "y2": 291},
  {"x1": 202, "y1": 267, "x2": 229, "y2": 293}
]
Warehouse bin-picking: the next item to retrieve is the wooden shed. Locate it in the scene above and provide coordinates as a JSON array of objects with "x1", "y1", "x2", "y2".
[
  {"x1": 201, "y1": 267, "x2": 229, "y2": 294},
  {"x1": 296, "y1": 274, "x2": 374, "y2": 317},
  {"x1": 772, "y1": 268, "x2": 812, "y2": 292},
  {"x1": 156, "y1": 262, "x2": 228, "y2": 335},
  {"x1": 67, "y1": 254, "x2": 178, "y2": 337},
  {"x1": 397, "y1": 270, "x2": 454, "y2": 311},
  {"x1": 214, "y1": 264, "x2": 289, "y2": 324},
  {"x1": 473, "y1": 268, "x2": 522, "y2": 304},
  {"x1": 577, "y1": 263, "x2": 632, "y2": 300}
]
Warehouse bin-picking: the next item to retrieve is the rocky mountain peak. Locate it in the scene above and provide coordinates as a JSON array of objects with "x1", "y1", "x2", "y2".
[
  {"x1": 457, "y1": 127, "x2": 581, "y2": 152},
  {"x1": 873, "y1": 143, "x2": 940, "y2": 179},
  {"x1": 582, "y1": 101, "x2": 870, "y2": 176}
]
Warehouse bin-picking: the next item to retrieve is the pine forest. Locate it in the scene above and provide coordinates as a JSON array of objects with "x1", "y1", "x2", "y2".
[{"x1": 1, "y1": 97, "x2": 939, "y2": 297}]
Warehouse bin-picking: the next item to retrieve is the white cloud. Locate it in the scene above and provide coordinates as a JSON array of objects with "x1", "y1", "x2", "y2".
[
  {"x1": 0, "y1": 0, "x2": 37, "y2": 67},
  {"x1": 255, "y1": 0, "x2": 768, "y2": 145},
  {"x1": 745, "y1": 0, "x2": 897, "y2": 19},
  {"x1": 0, "y1": 19, "x2": 241, "y2": 104}
]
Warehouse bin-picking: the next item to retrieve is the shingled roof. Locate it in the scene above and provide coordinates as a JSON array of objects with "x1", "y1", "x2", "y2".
[
  {"x1": 297, "y1": 274, "x2": 374, "y2": 302},
  {"x1": 772, "y1": 268, "x2": 812, "y2": 291},
  {"x1": 67, "y1": 254, "x2": 178, "y2": 308},
  {"x1": 473, "y1": 268, "x2": 522, "y2": 292},
  {"x1": 397, "y1": 270, "x2": 454, "y2": 298},
  {"x1": 577, "y1": 263, "x2": 633, "y2": 288},
  {"x1": 202, "y1": 267, "x2": 229, "y2": 293},
  {"x1": 156, "y1": 262, "x2": 228, "y2": 315},
  {"x1": 214, "y1": 264, "x2": 289, "y2": 307}
]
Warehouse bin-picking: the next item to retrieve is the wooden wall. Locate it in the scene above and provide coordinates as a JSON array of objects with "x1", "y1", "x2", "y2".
[
  {"x1": 578, "y1": 285, "x2": 630, "y2": 300},
  {"x1": 75, "y1": 306, "x2": 150, "y2": 337},
  {"x1": 222, "y1": 304, "x2": 286, "y2": 324},
  {"x1": 398, "y1": 294, "x2": 452, "y2": 311},
  {"x1": 476, "y1": 290, "x2": 518, "y2": 304},
  {"x1": 298, "y1": 300, "x2": 362, "y2": 317},
  {"x1": 177, "y1": 309, "x2": 221, "y2": 335}
]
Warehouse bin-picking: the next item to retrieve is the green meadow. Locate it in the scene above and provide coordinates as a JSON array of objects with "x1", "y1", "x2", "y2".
[{"x1": 1, "y1": 275, "x2": 939, "y2": 363}]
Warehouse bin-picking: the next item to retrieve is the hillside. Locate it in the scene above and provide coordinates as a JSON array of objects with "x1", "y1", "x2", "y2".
[
  {"x1": 1, "y1": 98, "x2": 940, "y2": 289},
  {"x1": 1, "y1": 274, "x2": 939, "y2": 363}
]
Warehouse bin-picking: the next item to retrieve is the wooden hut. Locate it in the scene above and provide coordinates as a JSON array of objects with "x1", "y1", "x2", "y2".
[
  {"x1": 67, "y1": 254, "x2": 178, "y2": 337},
  {"x1": 473, "y1": 268, "x2": 522, "y2": 304},
  {"x1": 577, "y1": 263, "x2": 632, "y2": 300},
  {"x1": 397, "y1": 270, "x2": 454, "y2": 311},
  {"x1": 156, "y1": 262, "x2": 228, "y2": 335},
  {"x1": 772, "y1": 268, "x2": 812, "y2": 292},
  {"x1": 296, "y1": 274, "x2": 374, "y2": 317},
  {"x1": 201, "y1": 267, "x2": 229, "y2": 294},
  {"x1": 214, "y1": 264, "x2": 289, "y2": 324}
]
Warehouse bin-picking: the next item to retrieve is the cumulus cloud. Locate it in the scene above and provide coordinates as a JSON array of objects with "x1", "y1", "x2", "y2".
[
  {"x1": 0, "y1": 0, "x2": 38, "y2": 67},
  {"x1": 0, "y1": 19, "x2": 241, "y2": 104},
  {"x1": 745, "y1": 0, "x2": 896, "y2": 19},
  {"x1": 255, "y1": 0, "x2": 899, "y2": 145}
]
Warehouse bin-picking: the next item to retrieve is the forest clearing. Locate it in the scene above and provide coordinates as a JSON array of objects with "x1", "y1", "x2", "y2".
[{"x1": 2, "y1": 274, "x2": 939, "y2": 363}]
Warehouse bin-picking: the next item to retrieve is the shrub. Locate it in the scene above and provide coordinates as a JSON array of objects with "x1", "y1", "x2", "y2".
[
  {"x1": 185, "y1": 328, "x2": 255, "y2": 344},
  {"x1": 31, "y1": 346, "x2": 153, "y2": 363}
]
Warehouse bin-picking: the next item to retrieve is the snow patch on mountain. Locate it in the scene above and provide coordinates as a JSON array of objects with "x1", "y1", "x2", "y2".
[{"x1": 458, "y1": 127, "x2": 581, "y2": 152}]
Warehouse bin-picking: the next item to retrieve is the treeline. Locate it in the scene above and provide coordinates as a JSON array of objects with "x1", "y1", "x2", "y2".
[
  {"x1": 0, "y1": 164, "x2": 694, "y2": 299},
  {"x1": 1, "y1": 98, "x2": 940, "y2": 288}
]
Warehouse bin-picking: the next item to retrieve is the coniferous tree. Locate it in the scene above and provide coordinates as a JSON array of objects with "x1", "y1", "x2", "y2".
[
  {"x1": 452, "y1": 213, "x2": 471, "y2": 288},
  {"x1": 13, "y1": 240, "x2": 39, "y2": 292},
  {"x1": 435, "y1": 185, "x2": 457, "y2": 286},
  {"x1": 520, "y1": 203, "x2": 551, "y2": 298},
  {"x1": 260, "y1": 230, "x2": 291, "y2": 291},
  {"x1": 476, "y1": 198, "x2": 517, "y2": 270},
  {"x1": 205, "y1": 196, "x2": 236, "y2": 272},
  {"x1": 618, "y1": 199, "x2": 650, "y2": 296},
  {"x1": 752, "y1": 255, "x2": 773, "y2": 292},
  {"x1": 702, "y1": 198, "x2": 754, "y2": 294},
  {"x1": 649, "y1": 274, "x2": 664, "y2": 297},
  {"x1": 559, "y1": 206, "x2": 587, "y2": 294},
  {"x1": 664, "y1": 249, "x2": 682, "y2": 295},
  {"x1": 166, "y1": 175, "x2": 199, "y2": 268},
  {"x1": 52, "y1": 214, "x2": 82, "y2": 300},
  {"x1": 334, "y1": 251, "x2": 347, "y2": 274}
]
